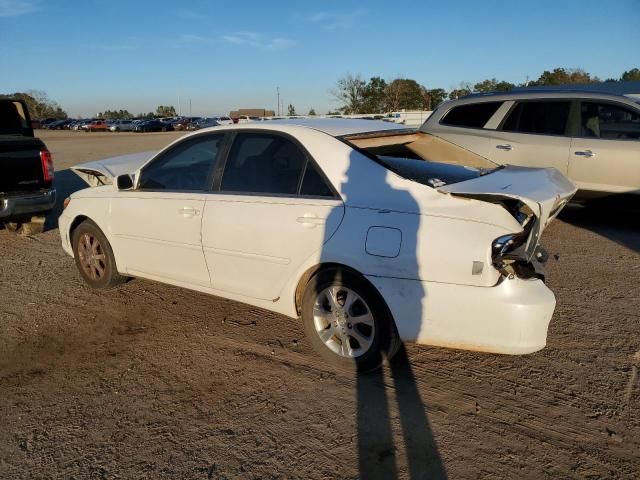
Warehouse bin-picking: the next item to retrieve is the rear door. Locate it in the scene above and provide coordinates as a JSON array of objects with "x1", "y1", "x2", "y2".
[
  {"x1": 487, "y1": 100, "x2": 573, "y2": 175},
  {"x1": 109, "y1": 133, "x2": 226, "y2": 286},
  {"x1": 202, "y1": 131, "x2": 344, "y2": 300},
  {"x1": 569, "y1": 100, "x2": 640, "y2": 194}
]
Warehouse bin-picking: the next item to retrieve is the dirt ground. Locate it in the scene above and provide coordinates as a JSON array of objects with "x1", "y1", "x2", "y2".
[{"x1": 0, "y1": 130, "x2": 639, "y2": 479}]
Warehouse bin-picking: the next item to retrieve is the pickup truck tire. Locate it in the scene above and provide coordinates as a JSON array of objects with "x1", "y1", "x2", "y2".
[{"x1": 72, "y1": 220, "x2": 126, "y2": 288}]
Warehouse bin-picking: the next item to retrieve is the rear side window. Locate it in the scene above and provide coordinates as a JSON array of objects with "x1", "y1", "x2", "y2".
[
  {"x1": 440, "y1": 102, "x2": 502, "y2": 128},
  {"x1": 501, "y1": 101, "x2": 571, "y2": 135},
  {"x1": 300, "y1": 164, "x2": 334, "y2": 197},
  {"x1": 221, "y1": 133, "x2": 307, "y2": 195},
  {"x1": 580, "y1": 102, "x2": 640, "y2": 140},
  {"x1": 139, "y1": 134, "x2": 223, "y2": 191}
]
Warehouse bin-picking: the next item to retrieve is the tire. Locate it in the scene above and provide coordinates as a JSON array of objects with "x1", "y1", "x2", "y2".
[
  {"x1": 72, "y1": 220, "x2": 126, "y2": 288},
  {"x1": 161, "y1": 126, "x2": 167, "y2": 132},
  {"x1": 301, "y1": 268, "x2": 401, "y2": 372}
]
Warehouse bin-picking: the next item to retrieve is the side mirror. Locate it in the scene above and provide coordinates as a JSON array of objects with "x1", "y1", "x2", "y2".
[{"x1": 116, "y1": 174, "x2": 134, "y2": 190}]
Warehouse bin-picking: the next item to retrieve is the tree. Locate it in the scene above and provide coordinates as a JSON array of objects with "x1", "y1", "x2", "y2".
[
  {"x1": 621, "y1": 68, "x2": 640, "y2": 82},
  {"x1": 0, "y1": 90, "x2": 67, "y2": 119},
  {"x1": 308, "y1": 108, "x2": 316, "y2": 116},
  {"x1": 449, "y1": 88, "x2": 471, "y2": 100},
  {"x1": 473, "y1": 78, "x2": 515, "y2": 93},
  {"x1": 156, "y1": 105, "x2": 177, "y2": 117},
  {"x1": 331, "y1": 73, "x2": 366, "y2": 114},
  {"x1": 384, "y1": 78, "x2": 427, "y2": 111},
  {"x1": 425, "y1": 88, "x2": 448, "y2": 110},
  {"x1": 529, "y1": 68, "x2": 595, "y2": 86},
  {"x1": 287, "y1": 104, "x2": 296, "y2": 116},
  {"x1": 361, "y1": 76, "x2": 388, "y2": 114}
]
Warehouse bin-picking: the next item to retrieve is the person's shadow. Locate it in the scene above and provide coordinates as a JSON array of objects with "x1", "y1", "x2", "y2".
[{"x1": 318, "y1": 145, "x2": 447, "y2": 479}]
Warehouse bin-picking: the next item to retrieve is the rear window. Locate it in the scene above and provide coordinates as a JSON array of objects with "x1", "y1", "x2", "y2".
[
  {"x1": 501, "y1": 101, "x2": 571, "y2": 135},
  {"x1": 440, "y1": 102, "x2": 502, "y2": 128},
  {"x1": 0, "y1": 100, "x2": 31, "y2": 135},
  {"x1": 346, "y1": 131, "x2": 498, "y2": 188}
]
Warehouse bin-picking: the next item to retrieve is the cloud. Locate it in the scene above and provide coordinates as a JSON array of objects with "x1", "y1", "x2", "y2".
[
  {"x1": 222, "y1": 31, "x2": 296, "y2": 51},
  {"x1": 302, "y1": 9, "x2": 367, "y2": 30},
  {"x1": 0, "y1": 0, "x2": 38, "y2": 17},
  {"x1": 179, "y1": 33, "x2": 212, "y2": 43}
]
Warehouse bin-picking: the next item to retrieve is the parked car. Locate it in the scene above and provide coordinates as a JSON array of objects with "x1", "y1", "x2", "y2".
[
  {"x1": 236, "y1": 115, "x2": 261, "y2": 123},
  {"x1": 134, "y1": 119, "x2": 173, "y2": 132},
  {"x1": 83, "y1": 120, "x2": 108, "y2": 132},
  {"x1": 212, "y1": 115, "x2": 233, "y2": 126},
  {"x1": 189, "y1": 117, "x2": 220, "y2": 130},
  {"x1": 109, "y1": 119, "x2": 136, "y2": 132},
  {"x1": 0, "y1": 99, "x2": 55, "y2": 233},
  {"x1": 72, "y1": 119, "x2": 91, "y2": 131},
  {"x1": 59, "y1": 119, "x2": 575, "y2": 370},
  {"x1": 44, "y1": 119, "x2": 72, "y2": 130},
  {"x1": 421, "y1": 90, "x2": 640, "y2": 200},
  {"x1": 172, "y1": 117, "x2": 201, "y2": 131}
]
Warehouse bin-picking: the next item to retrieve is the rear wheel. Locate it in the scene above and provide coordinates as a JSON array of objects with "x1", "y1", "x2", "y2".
[
  {"x1": 72, "y1": 220, "x2": 126, "y2": 288},
  {"x1": 301, "y1": 268, "x2": 401, "y2": 372}
]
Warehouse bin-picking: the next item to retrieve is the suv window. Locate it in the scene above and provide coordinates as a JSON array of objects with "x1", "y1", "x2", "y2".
[
  {"x1": 221, "y1": 133, "x2": 307, "y2": 195},
  {"x1": 501, "y1": 101, "x2": 571, "y2": 135},
  {"x1": 138, "y1": 134, "x2": 223, "y2": 191},
  {"x1": 440, "y1": 102, "x2": 502, "y2": 128},
  {"x1": 580, "y1": 102, "x2": 640, "y2": 140}
]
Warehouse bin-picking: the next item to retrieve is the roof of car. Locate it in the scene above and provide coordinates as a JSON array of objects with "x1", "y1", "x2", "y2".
[
  {"x1": 456, "y1": 89, "x2": 640, "y2": 104},
  {"x1": 258, "y1": 118, "x2": 412, "y2": 137}
]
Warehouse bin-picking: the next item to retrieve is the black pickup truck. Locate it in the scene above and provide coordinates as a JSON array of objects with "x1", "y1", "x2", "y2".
[{"x1": 0, "y1": 99, "x2": 56, "y2": 232}]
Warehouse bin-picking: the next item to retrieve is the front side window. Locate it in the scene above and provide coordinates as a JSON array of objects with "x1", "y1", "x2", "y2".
[
  {"x1": 580, "y1": 102, "x2": 640, "y2": 140},
  {"x1": 220, "y1": 133, "x2": 307, "y2": 195},
  {"x1": 501, "y1": 101, "x2": 571, "y2": 135},
  {"x1": 138, "y1": 134, "x2": 223, "y2": 191},
  {"x1": 440, "y1": 102, "x2": 503, "y2": 128}
]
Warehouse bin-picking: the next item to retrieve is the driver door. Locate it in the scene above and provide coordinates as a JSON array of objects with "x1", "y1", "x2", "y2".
[{"x1": 110, "y1": 133, "x2": 226, "y2": 287}]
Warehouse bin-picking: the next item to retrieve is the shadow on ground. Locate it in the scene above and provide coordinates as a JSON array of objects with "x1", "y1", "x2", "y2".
[
  {"x1": 559, "y1": 199, "x2": 640, "y2": 253},
  {"x1": 44, "y1": 169, "x2": 88, "y2": 231},
  {"x1": 357, "y1": 346, "x2": 447, "y2": 479}
]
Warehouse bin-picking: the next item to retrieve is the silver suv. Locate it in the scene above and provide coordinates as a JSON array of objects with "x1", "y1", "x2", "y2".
[{"x1": 421, "y1": 90, "x2": 640, "y2": 200}]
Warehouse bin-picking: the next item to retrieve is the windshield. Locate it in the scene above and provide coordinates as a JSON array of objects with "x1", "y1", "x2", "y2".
[{"x1": 344, "y1": 131, "x2": 498, "y2": 187}]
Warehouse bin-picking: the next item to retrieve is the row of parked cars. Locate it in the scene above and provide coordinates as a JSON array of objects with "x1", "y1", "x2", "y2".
[{"x1": 38, "y1": 116, "x2": 236, "y2": 133}]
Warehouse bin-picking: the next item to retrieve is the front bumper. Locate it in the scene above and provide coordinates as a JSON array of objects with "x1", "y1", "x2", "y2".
[
  {"x1": 58, "y1": 212, "x2": 73, "y2": 256},
  {"x1": 0, "y1": 188, "x2": 56, "y2": 221},
  {"x1": 367, "y1": 275, "x2": 556, "y2": 355}
]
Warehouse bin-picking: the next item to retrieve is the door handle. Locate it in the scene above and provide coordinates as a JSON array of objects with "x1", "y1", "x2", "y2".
[
  {"x1": 296, "y1": 214, "x2": 325, "y2": 228},
  {"x1": 496, "y1": 144, "x2": 512, "y2": 151},
  {"x1": 178, "y1": 206, "x2": 200, "y2": 217},
  {"x1": 574, "y1": 150, "x2": 595, "y2": 158}
]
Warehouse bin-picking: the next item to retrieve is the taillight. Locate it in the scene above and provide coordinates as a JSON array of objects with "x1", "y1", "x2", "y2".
[{"x1": 40, "y1": 148, "x2": 54, "y2": 183}]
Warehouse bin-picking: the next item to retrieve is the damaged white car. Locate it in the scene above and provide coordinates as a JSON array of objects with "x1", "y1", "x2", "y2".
[{"x1": 59, "y1": 119, "x2": 576, "y2": 370}]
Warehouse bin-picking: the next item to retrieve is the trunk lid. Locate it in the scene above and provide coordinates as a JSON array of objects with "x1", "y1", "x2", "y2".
[
  {"x1": 438, "y1": 165, "x2": 577, "y2": 258},
  {"x1": 71, "y1": 150, "x2": 155, "y2": 186}
]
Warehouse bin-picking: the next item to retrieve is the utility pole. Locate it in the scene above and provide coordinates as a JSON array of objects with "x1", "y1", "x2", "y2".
[
  {"x1": 277, "y1": 87, "x2": 280, "y2": 116},
  {"x1": 189, "y1": 99, "x2": 192, "y2": 117}
]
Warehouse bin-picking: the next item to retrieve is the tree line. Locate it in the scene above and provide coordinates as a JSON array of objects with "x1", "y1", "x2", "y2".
[
  {"x1": 331, "y1": 67, "x2": 640, "y2": 114},
  {"x1": 0, "y1": 90, "x2": 68, "y2": 120}
]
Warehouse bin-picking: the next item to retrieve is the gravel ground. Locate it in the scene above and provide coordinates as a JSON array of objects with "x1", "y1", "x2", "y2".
[{"x1": 0, "y1": 131, "x2": 639, "y2": 479}]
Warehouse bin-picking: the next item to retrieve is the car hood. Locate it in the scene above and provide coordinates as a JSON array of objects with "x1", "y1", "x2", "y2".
[
  {"x1": 71, "y1": 151, "x2": 156, "y2": 186},
  {"x1": 438, "y1": 165, "x2": 577, "y2": 259}
]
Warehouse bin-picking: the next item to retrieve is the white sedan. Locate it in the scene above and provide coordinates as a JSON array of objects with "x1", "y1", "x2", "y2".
[{"x1": 59, "y1": 119, "x2": 576, "y2": 370}]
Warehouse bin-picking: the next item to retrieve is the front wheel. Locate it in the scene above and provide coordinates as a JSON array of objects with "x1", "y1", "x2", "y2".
[
  {"x1": 72, "y1": 220, "x2": 126, "y2": 288},
  {"x1": 301, "y1": 269, "x2": 401, "y2": 371}
]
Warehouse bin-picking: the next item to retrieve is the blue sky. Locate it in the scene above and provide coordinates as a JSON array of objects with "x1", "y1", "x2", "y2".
[{"x1": 1, "y1": 0, "x2": 638, "y2": 117}]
